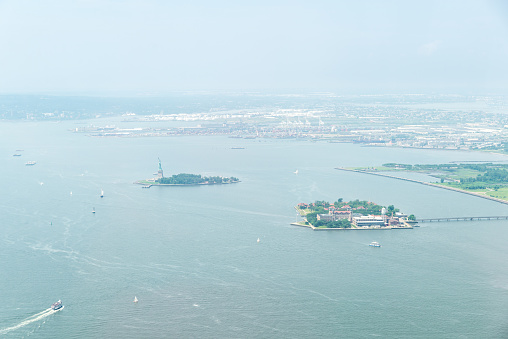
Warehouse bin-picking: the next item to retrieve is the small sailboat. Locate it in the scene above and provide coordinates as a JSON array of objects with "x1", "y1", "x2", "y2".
[
  {"x1": 294, "y1": 169, "x2": 299, "y2": 175},
  {"x1": 133, "y1": 296, "x2": 138, "y2": 303},
  {"x1": 100, "y1": 189, "x2": 104, "y2": 198}
]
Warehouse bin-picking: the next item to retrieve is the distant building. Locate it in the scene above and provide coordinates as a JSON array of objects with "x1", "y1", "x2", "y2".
[
  {"x1": 317, "y1": 210, "x2": 352, "y2": 222},
  {"x1": 352, "y1": 215, "x2": 386, "y2": 227},
  {"x1": 317, "y1": 214, "x2": 335, "y2": 222},
  {"x1": 332, "y1": 210, "x2": 352, "y2": 220}
]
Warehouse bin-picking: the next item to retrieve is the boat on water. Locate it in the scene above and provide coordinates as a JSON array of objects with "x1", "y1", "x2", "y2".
[
  {"x1": 133, "y1": 296, "x2": 138, "y2": 303},
  {"x1": 257, "y1": 238, "x2": 260, "y2": 243},
  {"x1": 100, "y1": 189, "x2": 104, "y2": 198},
  {"x1": 12, "y1": 154, "x2": 21, "y2": 156},
  {"x1": 92, "y1": 207, "x2": 96, "y2": 214},
  {"x1": 51, "y1": 300, "x2": 63, "y2": 310},
  {"x1": 369, "y1": 241, "x2": 381, "y2": 247},
  {"x1": 25, "y1": 161, "x2": 36, "y2": 166}
]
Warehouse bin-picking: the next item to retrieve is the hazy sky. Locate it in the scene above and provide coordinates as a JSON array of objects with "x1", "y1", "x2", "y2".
[{"x1": 0, "y1": 0, "x2": 507, "y2": 94}]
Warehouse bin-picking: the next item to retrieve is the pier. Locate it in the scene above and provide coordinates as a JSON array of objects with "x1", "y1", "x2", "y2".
[{"x1": 418, "y1": 216, "x2": 508, "y2": 223}]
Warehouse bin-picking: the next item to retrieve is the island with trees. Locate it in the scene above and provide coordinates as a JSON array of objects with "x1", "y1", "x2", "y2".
[
  {"x1": 342, "y1": 163, "x2": 508, "y2": 203},
  {"x1": 137, "y1": 173, "x2": 240, "y2": 186},
  {"x1": 293, "y1": 198, "x2": 416, "y2": 230},
  {"x1": 136, "y1": 158, "x2": 240, "y2": 186}
]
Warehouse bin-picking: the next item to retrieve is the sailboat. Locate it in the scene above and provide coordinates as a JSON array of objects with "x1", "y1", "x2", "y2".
[
  {"x1": 133, "y1": 296, "x2": 138, "y2": 303},
  {"x1": 100, "y1": 189, "x2": 104, "y2": 198},
  {"x1": 294, "y1": 170, "x2": 299, "y2": 175}
]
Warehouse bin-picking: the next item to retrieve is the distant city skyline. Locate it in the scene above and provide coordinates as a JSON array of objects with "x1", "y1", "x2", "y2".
[{"x1": 0, "y1": 0, "x2": 507, "y2": 94}]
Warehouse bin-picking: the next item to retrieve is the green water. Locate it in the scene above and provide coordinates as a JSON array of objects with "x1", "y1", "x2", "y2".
[{"x1": 1, "y1": 121, "x2": 508, "y2": 338}]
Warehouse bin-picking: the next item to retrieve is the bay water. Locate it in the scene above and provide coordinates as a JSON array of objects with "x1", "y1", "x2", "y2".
[{"x1": 1, "y1": 120, "x2": 508, "y2": 338}]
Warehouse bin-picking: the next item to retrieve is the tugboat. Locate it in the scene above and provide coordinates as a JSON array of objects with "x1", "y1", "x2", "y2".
[{"x1": 51, "y1": 300, "x2": 63, "y2": 310}]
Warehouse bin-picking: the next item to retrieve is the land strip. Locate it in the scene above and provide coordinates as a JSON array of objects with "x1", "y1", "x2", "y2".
[{"x1": 336, "y1": 167, "x2": 508, "y2": 206}]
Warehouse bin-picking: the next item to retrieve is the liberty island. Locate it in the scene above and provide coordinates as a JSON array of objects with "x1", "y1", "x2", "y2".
[{"x1": 135, "y1": 158, "x2": 240, "y2": 186}]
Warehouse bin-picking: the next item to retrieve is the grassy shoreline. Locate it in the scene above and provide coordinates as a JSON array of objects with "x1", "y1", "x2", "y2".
[{"x1": 337, "y1": 167, "x2": 508, "y2": 204}]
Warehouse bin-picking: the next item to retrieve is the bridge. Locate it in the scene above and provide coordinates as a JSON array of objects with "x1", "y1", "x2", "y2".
[{"x1": 417, "y1": 216, "x2": 508, "y2": 223}]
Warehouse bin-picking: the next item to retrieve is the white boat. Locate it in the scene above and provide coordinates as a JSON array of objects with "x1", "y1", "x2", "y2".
[
  {"x1": 257, "y1": 238, "x2": 260, "y2": 243},
  {"x1": 100, "y1": 189, "x2": 104, "y2": 198},
  {"x1": 133, "y1": 296, "x2": 138, "y2": 303},
  {"x1": 92, "y1": 207, "x2": 96, "y2": 214},
  {"x1": 25, "y1": 161, "x2": 36, "y2": 166},
  {"x1": 51, "y1": 300, "x2": 63, "y2": 310},
  {"x1": 294, "y1": 169, "x2": 298, "y2": 174},
  {"x1": 369, "y1": 241, "x2": 381, "y2": 247}
]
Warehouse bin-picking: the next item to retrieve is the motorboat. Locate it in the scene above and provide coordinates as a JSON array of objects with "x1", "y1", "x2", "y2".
[
  {"x1": 369, "y1": 241, "x2": 381, "y2": 247},
  {"x1": 51, "y1": 300, "x2": 63, "y2": 310}
]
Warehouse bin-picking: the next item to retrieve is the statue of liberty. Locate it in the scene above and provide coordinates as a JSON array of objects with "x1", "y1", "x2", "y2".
[{"x1": 157, "y1": 158, "x2": 163, "y2": 178}]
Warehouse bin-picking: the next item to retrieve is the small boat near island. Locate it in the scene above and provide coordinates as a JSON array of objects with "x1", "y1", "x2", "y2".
[
  {"x1": 51, "y1": 300, "x2": 63, "y2": 310},
  {"x1": 369, "y1": 241, "x2": 381, "y2": 247}
]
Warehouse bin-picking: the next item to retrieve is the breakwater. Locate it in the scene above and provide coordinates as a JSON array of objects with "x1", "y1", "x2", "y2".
[{"x1": 336, "y1": 168, "x2": 508, "y2": 206}]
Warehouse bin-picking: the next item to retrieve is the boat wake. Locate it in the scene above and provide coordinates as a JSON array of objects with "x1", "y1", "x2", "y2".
[{"x1": 0, "y1": 307, "x2": 62, "y2": 335}]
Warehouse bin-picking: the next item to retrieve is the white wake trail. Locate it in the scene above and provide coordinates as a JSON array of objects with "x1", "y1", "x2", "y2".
[{"x1": 0, "y1": 307, "x2": 61, "y2": 334}]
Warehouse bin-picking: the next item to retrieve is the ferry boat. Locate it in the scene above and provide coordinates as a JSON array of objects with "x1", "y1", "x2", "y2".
[
  {"x1": 25, "y1": 161, "x2": 36, "y2": 166},
  {"x1": 369, "y1": 241, "x2": 381, "y2": 247},
  {"x1": 51, "y1": 300, "x2": 63, "y2": 310}
]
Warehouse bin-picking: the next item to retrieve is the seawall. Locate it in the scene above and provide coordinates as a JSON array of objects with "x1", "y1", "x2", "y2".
[{"x1": 335, "y1": 168, "x2": 508, "y2": 206}]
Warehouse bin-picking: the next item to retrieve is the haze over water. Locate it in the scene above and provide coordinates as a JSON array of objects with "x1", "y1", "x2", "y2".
[{"x1": 1, "y1": 120, "x2": 508, "y2": 338}]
